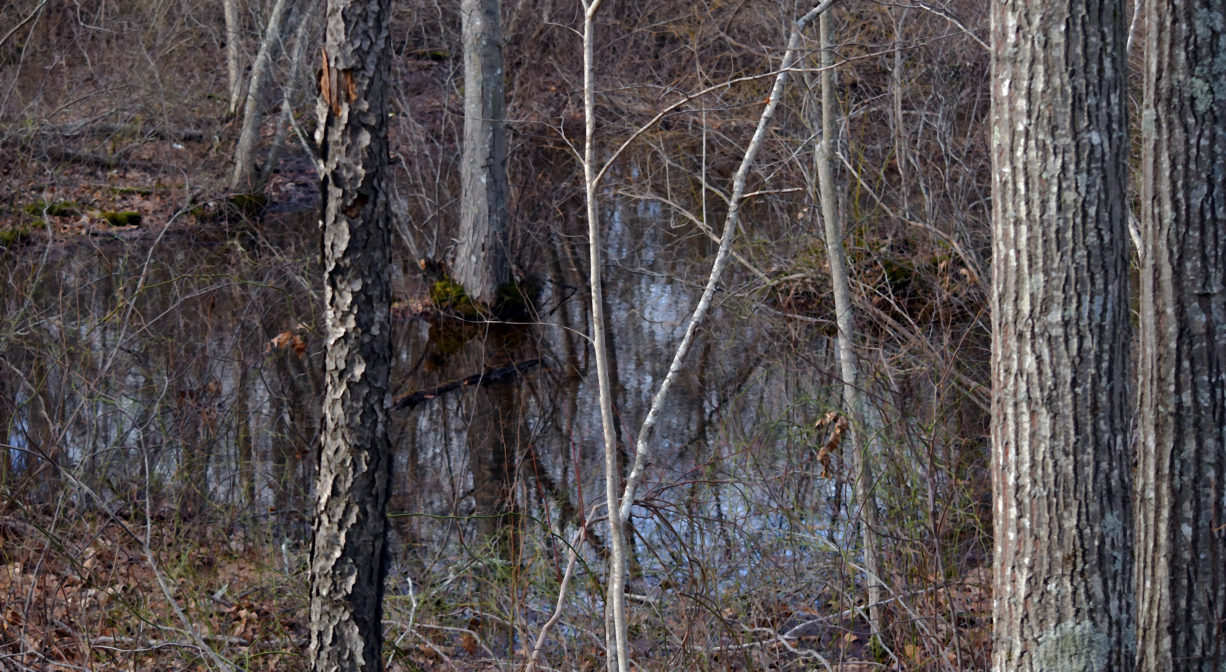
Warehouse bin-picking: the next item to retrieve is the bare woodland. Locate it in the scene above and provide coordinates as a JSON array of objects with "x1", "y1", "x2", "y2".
[{"x1": 1, "y1": 0, "x2": 1222, "y2": 671}]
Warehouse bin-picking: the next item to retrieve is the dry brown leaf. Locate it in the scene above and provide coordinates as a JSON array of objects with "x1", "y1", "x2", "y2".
[{"x1": 815, "y1": 412, "x2": 849, "y2": 477}]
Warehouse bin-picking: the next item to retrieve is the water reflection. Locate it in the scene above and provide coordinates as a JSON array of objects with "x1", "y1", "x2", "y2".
[{"x1": 1, "y1": 205, "x2": 853, "y2": 637}]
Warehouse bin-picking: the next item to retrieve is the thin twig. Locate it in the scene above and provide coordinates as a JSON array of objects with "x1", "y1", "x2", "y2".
[
  {"x1": 0, "y1": 0, "x2": 46, "y2": 54},
  {"x1": 524, "y1": 523, "x2": 590, "y2": 672}
]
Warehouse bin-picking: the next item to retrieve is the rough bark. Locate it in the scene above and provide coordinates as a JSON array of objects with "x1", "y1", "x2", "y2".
[
  {"x1": 989, "y1": 1, "x2": 1134, "y2": 670},
  {"x1": 308, "y1": 0, "x2": 394, "y2": 667},
  {"x1": 454, "y1": 0, "x2": 510, "y2": 306},
  {"x1": 1136, "y1": 1, "x2": 1226, "y2": 668}
]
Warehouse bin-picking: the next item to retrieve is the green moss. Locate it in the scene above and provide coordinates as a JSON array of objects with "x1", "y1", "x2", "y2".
[
  {"x1": 0, "y1": 223, "x2": 39, "y2": 247},
  {"x1": 23, "y1": 200, "x2": 80, "y2": 218},
  {"x1": 101, "y1": 211, "x2": 142, "y2": 227},
  {"x1": 430, "y1": 278, "x2": 480, "y2": 317},
  {"x1": 426, "y1": 273, "x2": 540, "y2": 323}
]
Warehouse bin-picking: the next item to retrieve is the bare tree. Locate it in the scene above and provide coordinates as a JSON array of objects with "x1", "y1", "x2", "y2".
[
  {"x1": 575, "y1": 3, "x2": 625, "y2": 669},
  {"x1": 581, "y1": 3, "x2": 838, "y2": 671},
  {"x1": 453, "y1": 0, "x2": 510, "y2": 305},
  {"x1": 814, "y1": 8, "x2": 883, "y2": 641},
  {"x1": 308, "y1": 0, "x2": 395, "y2": 668},
  {"x1": 224, "y1": 0, "x2": 243, "y2": 116},
  {"x1": 1135, "y1": 0, "x2": 1226, "y2": 668},
  {"x1": 989, "y1": 1, "x2": 1134, "y2": 670},
  {"x1": 230, "y1": 0, "x2": 295, "y2": 192}
]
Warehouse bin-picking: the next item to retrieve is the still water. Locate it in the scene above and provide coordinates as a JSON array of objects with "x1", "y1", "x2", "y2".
[{"x1": 1, "y1": 202, "x2": 861, "y2": 639}]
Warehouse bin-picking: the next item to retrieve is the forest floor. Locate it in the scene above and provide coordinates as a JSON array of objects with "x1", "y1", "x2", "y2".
[
  {"x1": 1, "y1": 503, "x2": 993, "y2": 671},
  {"x1": 0, "y1": 113, "x2": 319, "y2": 250},
  {"x1": 1, "y1": 508, "x2": 313, "y2": 672},
  {"x1": 0, "y1": 45, "x2": 994, "y2": 671}
]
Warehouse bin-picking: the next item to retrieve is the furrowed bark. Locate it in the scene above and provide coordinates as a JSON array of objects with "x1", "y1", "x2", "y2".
[
  {"x1": 990, "y1": 1, "x2": 1134, "y2": 670},
  {"x1": 1136, "y1": 1, "x2": 1226, "y2": 668}
]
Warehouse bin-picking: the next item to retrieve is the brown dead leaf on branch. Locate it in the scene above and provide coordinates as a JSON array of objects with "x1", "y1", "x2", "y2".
[
  {"x1": 266, "y1": 329, "x2": 307, "y2": 357},
  {"x1": 814, "y1": 411, "x2": 849, "y2": 478}
]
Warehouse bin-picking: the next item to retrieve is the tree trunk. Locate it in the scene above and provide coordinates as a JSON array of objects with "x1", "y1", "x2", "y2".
[
  {"x1": 815, "y1": 8, "x2": 883, "y2": 641},
  {"x1": 230, "y1": 0, "x2": 294, "y2": 192},
  {"x1": 989, "y1": 1, "x2": 1134, "y2": 670},
  {"x1": 309, "y1": 0, "x2": 394, "y2": 667},
  {"x1": 574, "y1": 1, "x2": 627, "y2": 667},
  {"x1": 454, "y1": 0, "x2": 510, "y2": 306},
  {"x1": 224, "y1": 0, "x2": 243, "y2": 117},
  {"x1": 259, "y1": 0, "x2": 319, "y2": 189},
  {"x1": 1135, "y1": 1, "x2": 1226, "y2": 668}
]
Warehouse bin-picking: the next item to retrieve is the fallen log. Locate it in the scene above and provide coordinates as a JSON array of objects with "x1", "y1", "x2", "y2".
[{"x1": 393, "y1": 358, "x2": 543, "y2": 410}]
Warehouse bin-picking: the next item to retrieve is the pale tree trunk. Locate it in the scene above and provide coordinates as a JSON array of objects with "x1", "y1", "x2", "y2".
[
  {"x1": 1135, "y1": 1, "x2": 1226, "y2": 668},
  {"x1": 990, "y1": 1, "x2": 1134, "y2": 670},
  {"x1": 258, "y1": 0, "x2": 318, "y2": 189},
  {"x1": 308, "y1": 0, "x2": 394, "y2": 667},
  {"x1": 575, "y1": 3, "x2": 626, "y2": 670},
  {"x1": 815, "y1": 9, "x2": 883, "y2": 640},
  {"x1": 231, "y1": 0, "x2": 294, "y2": 192},
  {"x1": 889, "y1": 7, "x2": 909, "y2": 211},
  {"x1": 224, "y1": 0, "x2": 243, "y2": 116},
  {"x1": 586, "y1": 5, "x2": 836, "y2": 672},
  {"x1": 454, "y1": 0, "x2": 509, "y2": 306}
]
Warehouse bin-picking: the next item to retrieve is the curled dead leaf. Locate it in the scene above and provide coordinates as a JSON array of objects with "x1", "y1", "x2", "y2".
[
  {"x1": 815, "y1": 411, "x2": 848, "y2": 477},
  {"x1": 267, "y1": 330, "x2": 307, "y2": 357}
]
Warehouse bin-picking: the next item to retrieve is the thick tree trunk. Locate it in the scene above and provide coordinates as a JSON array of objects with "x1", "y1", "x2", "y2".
[
  {"x1": 1135, "y1": 1, "x2": 1226, "y2": 668},
  {"x1": 308, "y1": 0, "x2": 394, "y2": 668},
  {"x1": 989, "y1": 2, "x2": 1134, "y2": 670},
  {"x1": 454, "y1": 0, "x2": 510, "y2": 306}
]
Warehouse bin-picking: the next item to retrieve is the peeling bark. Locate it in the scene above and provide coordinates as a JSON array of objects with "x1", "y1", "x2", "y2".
[{"x1": 308, "y1": 0, "x2": 394, "y2": 668}]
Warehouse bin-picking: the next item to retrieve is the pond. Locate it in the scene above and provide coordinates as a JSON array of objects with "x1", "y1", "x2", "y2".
[{"x1": 1, "y1": 199, "x2": 916, "y2": 661}]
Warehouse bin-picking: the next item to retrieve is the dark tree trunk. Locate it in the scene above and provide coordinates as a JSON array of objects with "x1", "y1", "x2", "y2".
[
  {"x1": 454, "y1": 0, "x2": 510, "y2": 306},
  {"x1": 989, "y1": 1, "x2": 1134, "y2": 669},
  {"x1": 309, "y1": 0, "x2": 395, "y2": 667},
  {"x1": 1136, "y1": 1, "x2": 1226, "y2": 668}
]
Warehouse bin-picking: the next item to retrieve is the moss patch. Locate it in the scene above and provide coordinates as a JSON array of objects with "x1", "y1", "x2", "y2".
[
  {"x1": 429, "y1": 275, "x2": 540, "y2": 322},
  {"x1": 23, "y1": 200, "x2": 81, "y2": 218},
  {"x1": 430, "y1": 278, "x2": 481, "y2": 318},
  {"x1": 0, "y1": 220, "x2": 45, "y2": 247},
  {"x1": 101, "y1": 211, "x2": 142, "y2": 227}
]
